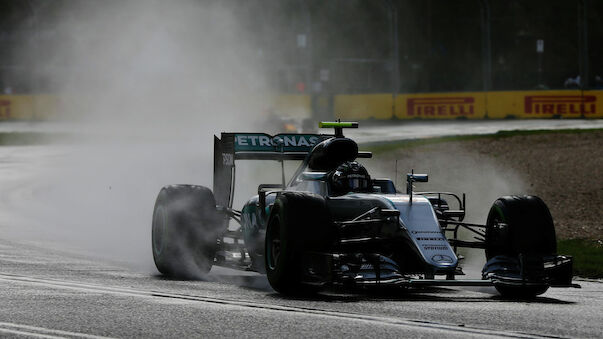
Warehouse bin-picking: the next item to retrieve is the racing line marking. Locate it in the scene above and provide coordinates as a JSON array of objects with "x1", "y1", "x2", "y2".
[
  {"x1": 0, "y1": 321, "x2": 112, "y2": 339},
  {"x1": 0, "y1": 273, "x2": 562, "y2": 339}
]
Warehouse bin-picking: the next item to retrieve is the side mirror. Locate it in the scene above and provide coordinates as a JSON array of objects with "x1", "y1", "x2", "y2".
[
  {"x1": 407, "y1": 173, "x2": 428, "y2": 183},
  {"x1": 406, "y1": 170, "x2": 428, "y2": 204}
]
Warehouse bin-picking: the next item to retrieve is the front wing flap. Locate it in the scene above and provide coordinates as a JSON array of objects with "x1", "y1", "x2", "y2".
[{"x1": 482, "y1": 254, "x2": 580, "y2": 288}]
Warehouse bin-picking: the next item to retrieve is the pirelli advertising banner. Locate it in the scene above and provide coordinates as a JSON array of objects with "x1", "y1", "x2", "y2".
[
  {"x1": 0, "y1": 95, "x2": 59, "y2": 120},
  {"x1": 1, "y1": 91, "x2": 602, "y2": 122},
  {"x1": 486, "y1": 90, "x2": 601, "y2": 119},
  {"x1": 395, "y1": 92, "x2": 487, "y2": 119},
  {"x1": 584, "y1": 90, "x2": 603, "y2": 118},
  {"x1": 335, "y1": 90, "x2": 603, "y2": 120}
]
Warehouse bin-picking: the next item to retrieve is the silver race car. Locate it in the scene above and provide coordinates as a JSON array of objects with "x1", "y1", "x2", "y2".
[{"x1": 151, "y1": 121, "x2": 579, "y2": 298}]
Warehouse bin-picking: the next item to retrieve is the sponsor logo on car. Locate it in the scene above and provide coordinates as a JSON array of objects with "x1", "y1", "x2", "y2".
[
  {"x1": 524, "y1": 95, "x2": 596, "y2": 115},
  {"x1": 234, "y1": 133, "x2": 322, "y2": 152},
  {"x1": 411, "y1": 230, "x2": 442, "y2": 234},
  {"x1": 423, "y1": 245, "x2": 449, "y2": 251},
  {"x1": 431, "y1": 254, "x2": 454, "y2": 263},
  {"x1": 407, "y1": 97, "x2": 475, "y2": 117},
  {"x1": 416, "y1": 237, "x2": 446, "y2": 241}
]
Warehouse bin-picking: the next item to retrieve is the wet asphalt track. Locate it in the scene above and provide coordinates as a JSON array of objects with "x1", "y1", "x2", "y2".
[
  {"x1": 1, "y1": 119, "x2": 603, "y2": 142},
  {"x1": 0, "y1": 240, "x2": 601, "y2": 338},
  {"x1": 0, "y1": 120, "x2": 602, "y2": 338}
]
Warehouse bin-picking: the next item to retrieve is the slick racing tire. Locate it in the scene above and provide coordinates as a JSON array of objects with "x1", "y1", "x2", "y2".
[
  {"x1": 265, "y1": 192, "x2": 332, "y2": 295},
  {"x1": 485, "y1": 195, "x2": 557, "y2": 259},
  {"x1": 152, "y1": 185, "x2": 222, "y2": 279},
  {"x1": 485, "y1": 195, "x2": 557, "y2": 298}
]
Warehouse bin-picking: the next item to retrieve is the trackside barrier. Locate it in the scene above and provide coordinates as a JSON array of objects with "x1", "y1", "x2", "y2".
[
  {"x1": 583, "y1": 90, "x2": 603, "y2": 119},
  {"x1": 0, "y1": 95, "x2": 60, "y2": 120},
  {"x1": 333, "y1": 94, "x2": 394, "y2": 120},
  {"x1": 273, "y1": 94, "x2": 311, "y2": 118},
  {"x1": 394, "y1": 92, "x2": 487, "y2": 120},
  {"x1": 0, "y1": 94, "x2": 312, "y2": 121},
  {"x1": 333, "y1": 90, "x2": 603, "y2": 120},
  {"x1": 0, "y1": 91, "x2": 602, "y2": 121},
  {"x1": 486, "y1": 90, "x2": 598, "y2": 119}
]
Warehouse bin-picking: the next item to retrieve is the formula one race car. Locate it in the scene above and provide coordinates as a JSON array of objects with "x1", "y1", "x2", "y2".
[{"x1": 151, "y1": 122, "x2": 579, "y2": 298}]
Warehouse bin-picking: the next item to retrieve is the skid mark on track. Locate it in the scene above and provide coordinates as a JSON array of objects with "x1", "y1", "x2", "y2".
[{"x1": 0, "y1": 272, "x2": 565, "y2": 338}]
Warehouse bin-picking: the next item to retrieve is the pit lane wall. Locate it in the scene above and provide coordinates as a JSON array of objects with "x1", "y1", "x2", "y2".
[{"x1": 0, "y1": 90, "x2": 602, "y2": 120}]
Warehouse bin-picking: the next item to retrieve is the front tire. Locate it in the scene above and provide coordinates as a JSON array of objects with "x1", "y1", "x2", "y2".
[
  {"x1": 265, "y1": 192, "x2": 332, "y2": 295},
  {"x1": 152, "y1": 185, "x2": 222, "y2": 279},
  {"x1": 485, "y1": 195, "x2": 557, "y2": 298}
]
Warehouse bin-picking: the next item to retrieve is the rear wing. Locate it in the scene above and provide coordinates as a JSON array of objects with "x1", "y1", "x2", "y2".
[{"x1": 213, "y1": 133, "x2": 329, "y2": 208}]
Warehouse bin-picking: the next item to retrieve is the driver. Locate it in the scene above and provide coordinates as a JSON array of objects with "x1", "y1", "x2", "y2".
[{"x1": 329, "y1": 161, "x2": 372, "y2": 196}]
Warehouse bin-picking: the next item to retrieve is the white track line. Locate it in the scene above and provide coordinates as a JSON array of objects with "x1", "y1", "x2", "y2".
[
  {"x1": 0, "y1": 322, "x2": 112, "y2": 339},
  {"x1": 0, "y1": 328, "x2": 63, "y2": 339},
  {"x1": 0, "y1": 273, "x2": 559, "y2": 339}
]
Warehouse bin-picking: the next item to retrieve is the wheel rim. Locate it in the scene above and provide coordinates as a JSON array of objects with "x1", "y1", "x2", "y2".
[
  {"x1": 152, "y1": 206, "x2": 167, "y2": 256},
  {"x1": 266, "y1": 216, "x2": 281, "y2": 270}
]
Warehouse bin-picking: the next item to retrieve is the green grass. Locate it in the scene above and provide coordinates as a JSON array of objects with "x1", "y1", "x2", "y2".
[
  {"x1": 558, "y1": 239, "x2": 603, "y2": 279},
  {"x1": 363, "y1": 128, "x2": 603, "y2": 154},
  {"x1": 0, "y1": 132, "x2": 70, "y2": 145}
]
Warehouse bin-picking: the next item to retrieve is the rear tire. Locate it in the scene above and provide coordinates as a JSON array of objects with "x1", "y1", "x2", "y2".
[
  {"x1": 485, "y1": 195, "x2": 557, "y2": 298},
  {"x1": 152, "y1": 185, "x2": 222, "y2": 279},
  {"x1": 265, "y1": 192, "x2": 332, "y2": 295}
]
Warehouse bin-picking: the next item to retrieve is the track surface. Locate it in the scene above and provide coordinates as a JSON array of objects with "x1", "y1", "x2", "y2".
[
  {"x1": 0, "y1": 120, "x2": 602, "y2": 338},
  {"x1": 1, "y1": 119, "x2": 603, "y2": 143},
  {"x1": 0, "y1": 240, "x2": 601, "y2": 338}
]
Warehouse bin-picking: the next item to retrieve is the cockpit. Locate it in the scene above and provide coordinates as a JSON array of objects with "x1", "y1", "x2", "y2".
[{"x1": 292, "y1": 136, "x2": 396, "y2": 196}]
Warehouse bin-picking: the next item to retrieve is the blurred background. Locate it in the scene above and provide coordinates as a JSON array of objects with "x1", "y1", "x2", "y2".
[{"x1": 1, "y1": 0, "x2": 602, "y2": 122}]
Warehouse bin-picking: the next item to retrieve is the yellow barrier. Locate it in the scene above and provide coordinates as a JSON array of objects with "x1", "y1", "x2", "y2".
[
  {"x1": 334, "y1": 94, "x2": 393, "y2": 120},
  {"x1": 335, "y1": 90, "x2": 603, "y2": 120},
  {"x1": 0, "y1": 95, "x2": 59, "y2": 120},
  {"x1": 394, "y1": 92, "x2": 487, "y2": 119},
  {"x1": 273, "y1": 94, "x2": 311, "y2": 118},
  {"x1": 0, "y1": 95, "x2": 34, "y2": 120},
  {"x1": 486, "y1": 90, "x2": 602, "y2": 118},
  {"x1": 582, "y1": 90, "x2": 603, "y2": 118},
  {"x1": 0, "y1": 90, "x2": 601, "y2": 122}
]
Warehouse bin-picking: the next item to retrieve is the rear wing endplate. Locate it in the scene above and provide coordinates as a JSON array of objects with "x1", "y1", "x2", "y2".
[{"x1": 213, "y1": 132, "x2": 328, "y2": 208}]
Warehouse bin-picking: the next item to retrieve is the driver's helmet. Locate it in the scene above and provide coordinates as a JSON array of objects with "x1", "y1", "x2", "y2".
[{"x1": 330, "y1": 161, "x2": 372, "y2": 195}]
